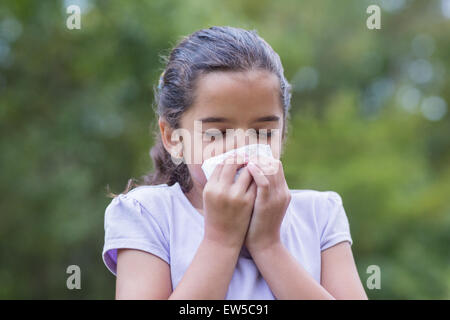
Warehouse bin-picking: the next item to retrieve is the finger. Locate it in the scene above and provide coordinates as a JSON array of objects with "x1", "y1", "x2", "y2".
[
  {"x1": 234, "y1": 166, "x2": 253, "y2": 192},
  {"x1": 245, "y1": 180, "x2": 257, "y2": 200},
  {"x1": 273, "y1": 159, "x2": 286, "y2": 183},
  {"x1": 261, "y1": 159, "x2": 286, "y2": 186},
  {"x1": 207, "y1": 153, "x2": 232, "y2": 182},
  {"x1": 208, "y1": 159, "x2": 224, "y2": 182},
  {"x1": 247, "y1": 161, "x2": 270, "y2": 194},
  {"x1": 252, "y1": 159, "x2": 284, "y2": 189},
  {"x1": 250, "y1": 154, "x2": 278, "y2": 176},
  {"x1": 264, "y1": 158, "x2": 280, "y2": 176},
  {"x1": 220, "y1": 153, "x2": 245, "y2": 185}
]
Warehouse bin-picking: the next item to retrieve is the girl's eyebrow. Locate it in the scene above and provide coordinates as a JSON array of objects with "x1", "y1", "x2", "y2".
[
  {"x1": 253, "y1": 115, "x2": 280, "y2": 123},
  {"x1": 199, "y1": 117, "x2": 229, "y2": 123},
  {"x1": 199, "y1": 115, "x2": 280, "y2": 123}
]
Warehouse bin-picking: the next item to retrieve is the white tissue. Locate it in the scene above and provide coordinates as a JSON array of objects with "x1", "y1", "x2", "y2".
[{"x1": 201, "y1": 144, "x2": 274, "y2": 181}]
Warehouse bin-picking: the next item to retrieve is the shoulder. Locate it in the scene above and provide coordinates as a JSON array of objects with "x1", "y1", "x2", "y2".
[
  {"x1": 288, "y1": 188, "x2": 347, "y2": 226},
  {"x1": 288, "y1": 188, "x2": 342, "y2": 211},
  {"x1": 104, "y1": 183, "x2": 175, "y2": 227},
  {"x1": 102, "y1": 184, "x2": 173, "y2": 275},
  {"x1": 123, "y1": 183, "x2": 174, "y2": 212},
  {"x1": 289, "y1": 188, "x2": 352, "y2": 250}
]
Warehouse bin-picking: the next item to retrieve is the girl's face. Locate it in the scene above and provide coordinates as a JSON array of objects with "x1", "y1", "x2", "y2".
[{"x1": 178, "y1": 69, "x2": 285, "y2": 187}]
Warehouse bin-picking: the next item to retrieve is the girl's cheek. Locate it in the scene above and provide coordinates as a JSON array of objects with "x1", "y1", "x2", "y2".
[
  {"x1": 271, "y1": 144, "x2": 281, "y2": 160},
  {"x1": 201, "y1": 139, "x2": 226, "y2": 159},
  {"x1": 187, "y1": 163, "x2": 207, "y2": 186}
]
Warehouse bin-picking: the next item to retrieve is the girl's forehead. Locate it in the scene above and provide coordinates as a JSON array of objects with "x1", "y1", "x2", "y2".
[{"x1": 186, "y1": 70, "x2": 283, "y2": 121}]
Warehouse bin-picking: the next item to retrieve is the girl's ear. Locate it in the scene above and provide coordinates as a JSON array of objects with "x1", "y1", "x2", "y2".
[{"x1": 159, "y1": 117, "x2": 183, "y2": 160}]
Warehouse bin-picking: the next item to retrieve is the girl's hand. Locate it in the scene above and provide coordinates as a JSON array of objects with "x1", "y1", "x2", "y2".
[
  {"x1": 203, "y1": 153, "x2": 257, "y2": 249},
  {"x1": 244, "y1": 156, "x2": 291, "y2": 253}
]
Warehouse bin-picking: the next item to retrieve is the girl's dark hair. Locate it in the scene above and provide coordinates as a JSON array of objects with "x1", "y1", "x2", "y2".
[{"x1": 107, "y1": 26, "x2": 292, "y2": 198}]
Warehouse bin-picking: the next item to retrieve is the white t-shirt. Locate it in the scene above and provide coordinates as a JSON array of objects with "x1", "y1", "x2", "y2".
[{"x1": 102, "y1": 182, "x2": 353, "y2": 299}]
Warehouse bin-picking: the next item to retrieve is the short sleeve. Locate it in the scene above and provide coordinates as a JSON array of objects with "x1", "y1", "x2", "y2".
[
  {"x1": 318, "y1": 191, "x2": 353, "y2": 251},
  {"x1": 102, "y1": 194, "x2": 170, "y2": 276}
]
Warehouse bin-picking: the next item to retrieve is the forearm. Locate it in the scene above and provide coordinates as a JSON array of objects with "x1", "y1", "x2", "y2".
[
  {"x1": 250, "y1": 241, "x2": 335, "y2": 300},
  {"x1": 168, "y1": 238, "x2": 241, "y2": 300}
]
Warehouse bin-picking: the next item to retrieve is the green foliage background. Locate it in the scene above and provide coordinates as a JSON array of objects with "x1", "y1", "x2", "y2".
[{"x1": 0, "y1": 0, "x2": 449, "y2": 299}]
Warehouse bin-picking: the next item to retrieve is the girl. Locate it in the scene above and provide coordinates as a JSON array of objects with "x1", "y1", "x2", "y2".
[{"x1": 102, "y1": 26, "x2": 368, "y2": 300}]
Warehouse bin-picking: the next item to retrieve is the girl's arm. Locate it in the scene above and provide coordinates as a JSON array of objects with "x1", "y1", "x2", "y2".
[
  {"x1": 167, "y1": 156, "x2": 257, "y2": 299},
  {"x1": 168, "y1": 239, "x2": 242, "y2": 299},
  {"x1": 320, "y1": 241, "x2": 368, "y2": 299},
  {"x1": 245, "y1": 159, "x2": 367, "y2": 299},
  {"x1": 250, "y1": 241, "x2": 368, "y2": 300},
  {"x1": 115, "y1": 240, "x2": 242, "y2": 300},
  {"x1": 116, "y1": 156, "x2": 256, "y2": 300},
  {"x1": 116, "y1": 249, "x2": 172, "y2": 299}
]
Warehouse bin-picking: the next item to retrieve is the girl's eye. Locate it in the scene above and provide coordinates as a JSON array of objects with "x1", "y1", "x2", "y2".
[
  {"x1": 204, "y1": 130, "x2": 225, "y2": 138},
  {"x1": 258, "y1": 130, "x2": 272, "y2": 137},
  {"x1": 204, "y1": 130, "x2": 273, "y2": 138}
]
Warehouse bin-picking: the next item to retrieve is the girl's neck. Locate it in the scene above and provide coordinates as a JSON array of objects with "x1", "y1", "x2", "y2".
[{"x1": 184, "y1": 180, "x2": 204, "y2": 216}]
